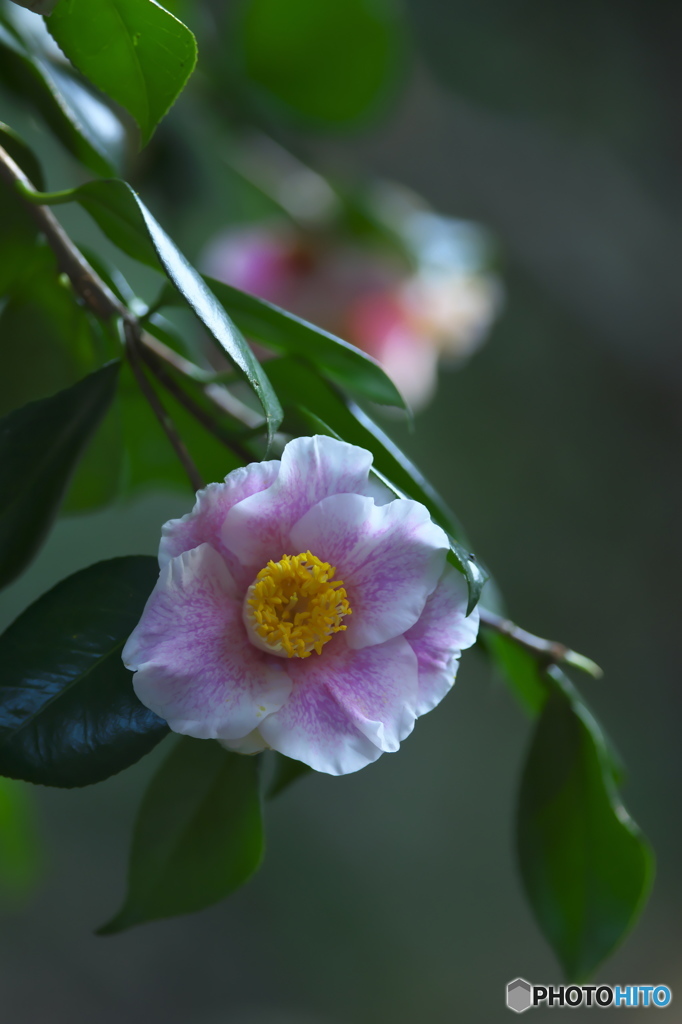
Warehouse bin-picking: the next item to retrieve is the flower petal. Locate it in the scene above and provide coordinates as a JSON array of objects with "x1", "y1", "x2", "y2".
[
  {"x1": 221, "y1": 436, "x2": 374, "y2": 567},
  {"x1": 123, "y1": 544, "x2": 291, "y2": 741},
  {"x1": 288, "y1": 493, "x2": 449, "y2": 649},
  {"x1": 159, "y1": 460, "x2": 280, "y2": 582},
  {"x1": 404, "y1": 565, "x2": 480, "y2": 716},
  {"x1": 219, "y1": 729, "x2": 269, "y2": 755},
  {"x1": 258, "y1": 635, "x2": 419, "y2": 775}
]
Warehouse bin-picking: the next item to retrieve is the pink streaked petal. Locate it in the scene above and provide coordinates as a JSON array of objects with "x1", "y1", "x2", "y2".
[
  {"x1": 159, "y1": 460, "x2": 280, "y2": 584},
  {"x1": 221, "y1": 436, "x2": 374, "y2": 567},
  {"x1": 289, "y1": 493, "x2": 449, "y2": 649},
  {"x1": 123, "y1": 544, "x2": 291, "y2": 741},
  {"x1": 259, "y1": 635, "x2": 419, "y2": 775},
  {"x1": 404, "y1": 566, "x2": 480, "y2": 716}
]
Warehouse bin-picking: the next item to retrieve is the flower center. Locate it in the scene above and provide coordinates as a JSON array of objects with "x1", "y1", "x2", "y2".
[{"x1": 243, "y1": 551, "x2": 352, "y2": 659}]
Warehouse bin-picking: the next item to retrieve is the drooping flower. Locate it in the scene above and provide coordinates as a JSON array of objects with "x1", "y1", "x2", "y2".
[
  {"x1": 122, "y1": 437, "x2": 479, "y2": 775},
  {"x1": 202, "y1": 218, "x2": 501, "y2": 410}
]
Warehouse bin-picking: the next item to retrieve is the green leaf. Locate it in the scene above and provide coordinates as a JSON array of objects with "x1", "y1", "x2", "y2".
[
  {"x1": 99, "y1": 737, "x2": 263, "y2": 933},
  {"x1": 0, "y1": 361, "x2": 120, "y2": 590},
  {"x1": 202, "y1": 275, "x2": 405, "y2": 408},
  {"x1": 0, "y1": 247, "x2": 95, "y2": 417},
  {"x1": 265, "y1": 356, "x2": 484, "y2": 613},
  {"x1": 23, "y1": 178, "x2": 160, "y2": 267},
  {"x1": 0, "y1": 18, "x2": 124, "y2": 175},
  {"x1": 235, "y1": 0, "x2": 404, "y2": 126},
  {"x1": 0, "y1": 556, "x2": 168, "y2": 787},
  {"x1": 446, "y1": 543, "x2": 487, "y2": 618},
  {"x1": 267, "y1": 752, "x2": 312, "y2": 799},
  {"x1": 0, "y1": 777, "x2": 41, "y2": 905},
  {"x1": 118, "y1": 361, "x2": 242, "y2": 498},
  {"x1": 482, "y1": 630, "x2": 548, "y2": 716},
  {"x1": 0, "y1": 249, "x2": 124, "y2": 514},
  {"x1": 0, "y1": 124, "x2": 42, "y2": 296},
  {"x1": 518, "y1": 675, "x2": 654, "y2": 981},
  {"x1": 60, "y1": 389, "x2": 123, "y2": 514},
  {"x1": 22, "y1": 178, "x2": 283, "y2": 441},
  {"x1": 0, "y1": 120, "x2": 44, "y2": 190},
  {"x1": 48, "y1": 0, "x2": 197, "y2": 145}
]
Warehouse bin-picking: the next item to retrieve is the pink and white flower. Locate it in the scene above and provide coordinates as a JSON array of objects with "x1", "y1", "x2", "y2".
[{"x1": 122, "y1": 437, "x2": 479, "y2": 775}]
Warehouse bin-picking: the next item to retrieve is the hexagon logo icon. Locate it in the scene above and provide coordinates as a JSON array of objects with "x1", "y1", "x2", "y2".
[{"x1": 507, "y1": 978, "x2": 532, "y2": 1013}]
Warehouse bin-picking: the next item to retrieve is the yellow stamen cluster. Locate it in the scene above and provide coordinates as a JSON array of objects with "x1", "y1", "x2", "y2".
[{"x1": 244, "y1": 551, "x2": 351, "y2": 659}]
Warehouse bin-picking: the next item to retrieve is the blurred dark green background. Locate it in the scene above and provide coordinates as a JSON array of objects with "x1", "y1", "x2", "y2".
[{"x1": 0, "y1": 0, "x2": 680, "y2": 1020}]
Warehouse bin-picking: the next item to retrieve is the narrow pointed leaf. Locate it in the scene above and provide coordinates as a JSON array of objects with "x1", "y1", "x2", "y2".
[
  {"x1": 202, "y1": 276, "x2": 405, "y2": 408},
  {"x1": 22, "y1": 179, "x2": 282, "y2": 441},
  {"x1": 0, "y1": 361, "x2": 120, "y2": 590},
  {"x1": 518, "y1": 676, "x2": 654, "y2": 981},
  {"x1": 48, "y1": 0, "x2": 197, "y2": 145},
  {"x1": 99, "y1": 737, "x2": 263, "y2": 933},
  {"x1": 0, "y1": 556, "x2": 168, "y2": 787},
  {"x1": 0, "y1": 18, "x2": 124, "y2": 175}
]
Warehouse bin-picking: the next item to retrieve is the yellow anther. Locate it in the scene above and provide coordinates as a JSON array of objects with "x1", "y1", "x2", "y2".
[{"x1": 243, "y1": 551, "x2": 351, "y2": 659}]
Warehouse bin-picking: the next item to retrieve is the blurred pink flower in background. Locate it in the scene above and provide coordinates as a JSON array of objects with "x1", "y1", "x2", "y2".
[{"x1": 202, "y1": 211, "x2": 502, "y2": 410}]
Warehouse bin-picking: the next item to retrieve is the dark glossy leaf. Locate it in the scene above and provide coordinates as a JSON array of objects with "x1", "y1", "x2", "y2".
[
  {"x1": 48, "y1": 0, "x2": 198, "y2": 145},
  {"x1": 0, "y1": 556, "x2": 167, "y2": 787},
  {"x1": 235, "y1": 0, "x2": 404, "y2": 126},
  {"x1": 0, "y1": 361, "x2": 120, "y2": 590},
  {"x1": 0, "y1": 777, "x2": 41, "y2": 905},
  {"x1": 202, "y1": 275, "x2": 405, "y2": 408},
  {"x1": 265, "y1": 356, "x2": 484, "y2": 613},
  {"x1": 25, "y1": 178, "x2": 283, "y2": 441},
  {"x1": 267, "y1": 752, "x2": 312, "y2": 799},
  {"x1": 0, "y1": 18, "x2": 124, "y2": 175},
  {"x1": 518, "y1": 675, "x2": 654, "y2": 981},
  {"x1": 99, "y1": 737, "x2": 263, "y2": 933}
]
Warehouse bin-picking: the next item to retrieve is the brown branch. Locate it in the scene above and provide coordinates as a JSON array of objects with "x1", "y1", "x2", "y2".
[
  {"x1": 0, "y1": 142, "x2": 262, "y2": 446},
  {"x1": 124, "y1": 325, "x2": 204, "y2": 493},
  {"x1": 138, "y1": 344, "x2": 255, "y2": 464},
  {"x1": 0, "y1": 144, "x2": 125, "y2": 321},
  {"x1": 479, "y1": 607, "x2": 603, "y2": 678}
]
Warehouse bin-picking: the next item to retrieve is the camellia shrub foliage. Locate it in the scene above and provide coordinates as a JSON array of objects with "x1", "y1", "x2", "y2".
[{"x1": 0, "y1": 0, "x2": 653, "y2": 983}]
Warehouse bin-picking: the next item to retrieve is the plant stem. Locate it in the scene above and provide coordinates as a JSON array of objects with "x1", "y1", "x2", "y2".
[
  {"x1": 0, "y1": 141, "x2": 262, "y2": 441},
  {"x1": 479, "y1": 607, "x2": 603, "y2": 678},
  {"x1": 124, "y1": 324, "x2": 204, "y2": 493},
  {"x1": 138, "y1": 344, "x2": 256, "y2": 464}
]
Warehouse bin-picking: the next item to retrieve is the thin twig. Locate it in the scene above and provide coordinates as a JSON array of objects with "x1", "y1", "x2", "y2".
[
  {"x1": 479, "y1": 607, "x2": 603, "y2": 678},
  {"x1": 124, "y1": 324, "x2": 204, "y2": 493},
  {"x1": 0, "y1": 144, "x2": 124, "y2": 321},
  {"x1": 0, "y1": 143, "x2": 262, "y2": 438},
  {"x1": 138, "y1": 344, "x2": 255, "y2": 464}
]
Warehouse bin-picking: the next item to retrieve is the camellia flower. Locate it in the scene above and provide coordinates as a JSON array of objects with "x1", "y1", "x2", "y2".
[
  {"x1": 202, "y1": 220, "x2": 501, "y2": 411},
  {"x1": 122, "y1": 437, "x2": 479, "y2": 775}
]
